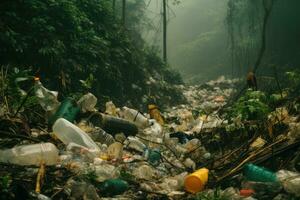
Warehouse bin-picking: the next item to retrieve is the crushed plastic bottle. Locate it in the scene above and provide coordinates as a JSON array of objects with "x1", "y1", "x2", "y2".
[
  {"x1": 276, "y1": 170, "x2": 300, "y2": 197},
  {"x1": 34, "y1": 79, "x2": 60, "y2": 113},
  {"x1": 107, "y1": 142, "x2": 123, "y2": 160},
  {"x1": 124, "y1": 136, "x2": 146, "y2": 153},
  {"x1": 77, "y1": 92, "x2": 97, "y2": 113},
  {"x1": 105, "y1": 101, "x2": 119, "y2": 116},
  {"x1": 48, "y1": 98, "x2": 80, "y2": 125},
  {"x1": 0, "y1": 143, "x2": 59, "y2": 166},
  {"x1": 89, "y1": 127, "x2": 115, "y2": 146},
  {"x1": 53, "y1": 118, "x2": 100, "y2": 152}
]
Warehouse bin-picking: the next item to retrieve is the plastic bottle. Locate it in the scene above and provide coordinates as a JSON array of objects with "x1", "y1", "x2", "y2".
[
  {"x1": 120, "y1": 107, "x2": 149, "y2": 128},
  {"x1": 148, "y1": 104, "x2": 164, "y2": 126},
  {"x1": 124, "y1": 137, "x2": 146, "y2": 153},
  {"x1": 184, "y1": 168, "x2": 209, "y2": 194},
  {"x1": 276, "y1": 170, "x2": 300, "y2": 197},
  {"x1": 48, "y1": 98, "x2": 80, "y2": 125},
  {"x1": 89, "y1": 127, "x2": 115, "y2": 146},
  {"x1": 53, "y1": 118, "x2": 100, "y2": 152},
  {"x1": 77, "y1": 93, "x2": 97, "y2": 113},
  {"x1": 107, "y1": 142, "x2": 123, "y2": 160},
  {"x1": 243, "y1": 164, "x2": 277, "y2": 182},
  {"x1": 0, "y1": 143, "x2": 59, "y2": 166},
  {"x1": 34, "y1": 79, "x2": 60, "y2": 113},
  {"x1": 88, "y1": 113, "x2": 138, "y2": 136},
  {"x1": 100, "y1": 179, "x2": 129, "y2": 196},
  {"x1": 144, "y1": 148, "x2": 161, "y2": 166}
]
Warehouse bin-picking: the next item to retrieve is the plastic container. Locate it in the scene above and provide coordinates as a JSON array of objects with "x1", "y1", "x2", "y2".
[
  {"x1": 77, "y1": 93, "x2": 97, "y2": 113},
  {"x1": 100, "y1": 179, "x2": 129, "y2": 196},
  {"x1": 88, "y1": 113, "x2": 138, "y2": 136},
  {"x1": 243, "y1": 164, "x2": 277, "y2": 182},
  {"x1": 107, "y1": 142, "x2": 123, "y2": 160},
  {"x1": 277, "y1": 170, "x2": 300, "y2": 197},
  {"x1": 125, "y1": 137, "x2": 146, "y2": 153},
  {"x1": 148, "y1": 104, "x2": 164, "y2": 126},
  {"x1": 49, "y1": 98, "x2": 80, "y2": 125},
  {"x1": 89, "y1": 127, "x2": 115, "y2": 146},
  {"x1": 120, "y1": 107, "x2": 149, "y2": 128},
  {"x1": 53, "y1": 118, "x2": 100, "y2": 152},
  {"x1": 184, "y1": 168, "x2": 209, "y2": 193},
  {"x1": 34, "y1": 80, "x2": 60, "y2": 113},
  {"x1": 0, "y1": 143, "x2": 59, "y2": 166}
]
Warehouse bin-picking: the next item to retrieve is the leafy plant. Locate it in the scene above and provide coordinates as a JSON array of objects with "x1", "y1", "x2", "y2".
[
  {"x1": 230, "y1": 90, "x2": 270, "y2": 121},
  {"x1": 0, "y1": 175, "x2": 11, "y2": 192}
]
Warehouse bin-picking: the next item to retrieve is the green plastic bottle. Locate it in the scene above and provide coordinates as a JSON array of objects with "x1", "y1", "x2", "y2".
[
  {"x1": 48, "y1": 98, "x2": 80, "y2": 125},
  {"x1": 244, "y1": 163, "x2": 278, "y2": 182},
  {"x1": 100, "y1": 179, "x2": 129, "y2": 196}
]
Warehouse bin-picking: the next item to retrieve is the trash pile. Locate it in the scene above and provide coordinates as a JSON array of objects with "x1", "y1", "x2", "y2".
[{"x1": 0, "y1": 76, "x2": 300, "y2": 200}]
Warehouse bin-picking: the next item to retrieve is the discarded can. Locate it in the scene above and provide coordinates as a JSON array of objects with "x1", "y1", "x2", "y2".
[
  {"x1": 243, "y1": 163, "x2": 277, "y2": 182},
  {"x1": 148, "y1": 104, "x2": 164, "y2": 126},
  {"x1": 88, "y1": 112, "x2": 138, "y2": 137},
  {"x1": 184, "y1": 168, "x2": 209, "y2": 193},
  {"x1": 100, "y1": 179, "x2": 129, "y2": 196},
  {"x1": 49, "y1": 98, "x2": 80, "y2": 125}
]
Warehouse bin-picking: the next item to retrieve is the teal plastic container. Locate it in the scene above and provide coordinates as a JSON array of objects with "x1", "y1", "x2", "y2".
[
  {"x1": 243, "y1": 163, "x2": 278, "y2": 182},
  {"x1": 100, "y1": 179, "x2": 129, "y2": 196},
  {"x1": 48, "y1": 98, "x2": 80, "y2": 125}
]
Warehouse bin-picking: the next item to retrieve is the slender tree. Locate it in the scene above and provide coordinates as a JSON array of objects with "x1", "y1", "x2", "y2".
[{"x1": 163, "y1": 0, "x2": 167, "y2": 62}]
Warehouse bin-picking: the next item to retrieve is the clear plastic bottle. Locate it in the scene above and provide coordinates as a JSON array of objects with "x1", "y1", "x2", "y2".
[
  {"x1": 89, "y1": 127, "x2": 115, "y2": 146},
  {"x1": 0, "y1": 142, "x2": 59, "y2": 166},
  {"x1": 120, "y1": 107, "x2": 149, "y2": 128},
  {"x1": 53, "y1": 118, "x2": 100, "y2": 152},
  {"x1": 124, "y1": 136, "x2": 146, "y2": 152}
]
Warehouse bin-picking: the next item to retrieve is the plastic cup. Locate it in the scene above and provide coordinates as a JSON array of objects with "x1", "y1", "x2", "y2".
[{"x1": 184, "y1": 168, "x2": 209, "y2": 193}]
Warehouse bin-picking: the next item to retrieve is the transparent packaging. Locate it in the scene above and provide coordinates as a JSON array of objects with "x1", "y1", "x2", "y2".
[
  {"x1": 53, "y1": 118, "x2": 100, "y2": 152},
  {"x1": 0, "y1": 142, "x2": 59, "y2": 166}
]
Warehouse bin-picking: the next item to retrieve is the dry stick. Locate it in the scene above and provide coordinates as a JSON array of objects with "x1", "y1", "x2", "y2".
[
  {"x1": 217, "y1": 137, "x2": 286, "y2": 182},
  {"x1": 35, "y1": 162, "x2": 46, "y2": 193}
]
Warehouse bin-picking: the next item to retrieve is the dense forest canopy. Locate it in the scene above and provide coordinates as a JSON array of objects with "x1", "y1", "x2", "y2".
[{"x1": 0, "y1": 0, "x2": 183, "y2": 109}]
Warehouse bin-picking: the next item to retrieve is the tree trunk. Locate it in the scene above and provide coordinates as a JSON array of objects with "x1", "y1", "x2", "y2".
[
  {"x1": 163, "y1": 0, "x2": 167, "y2": 62},
  {"x1": 122, "y1": 0, "x2": 126, "y2": 26},
  {"x1": 253, "y1": 0, "x2": 276, "y2": 73}
]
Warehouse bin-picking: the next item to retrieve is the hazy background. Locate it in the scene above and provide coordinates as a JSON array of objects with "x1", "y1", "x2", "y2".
[{"x1": 144, "y1": 0, "x2": 231, "y2": 84}]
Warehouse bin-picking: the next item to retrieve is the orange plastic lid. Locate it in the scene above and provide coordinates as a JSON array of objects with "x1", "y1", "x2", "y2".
[
  {"x1": 184, "y1": 175, "x2": 204, "y2": 194},
  {"x1": 240, "y1": 189, "x2": 255, "y2": 197}
]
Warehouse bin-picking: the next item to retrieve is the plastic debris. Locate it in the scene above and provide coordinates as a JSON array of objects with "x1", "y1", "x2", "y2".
[
  {"x1": 0, "y1": 143, "x2": 59, "y2": 166},
  {"x1": 77, "y1": 92, "x2": 97, "y2": 113}
]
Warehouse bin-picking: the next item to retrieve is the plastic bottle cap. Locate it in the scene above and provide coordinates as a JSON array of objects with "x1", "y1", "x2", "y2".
[
  {"x1": 240, "y1": 189, "x2": 255, "y2": 197},
  {"x1": 184, "y1": 176, "x2": 204, "y2": 193}
]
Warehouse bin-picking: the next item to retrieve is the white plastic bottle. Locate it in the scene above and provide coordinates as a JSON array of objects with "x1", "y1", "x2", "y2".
[
  {"x1": 53, "y1": 118, "x2": 100, "y2": 152},
  {"x1": 0, "y1": 143, "x2": 59, "y2": 166},
  {"x1": 120, "y1": 107, "x2": 149, "y2": 128}
]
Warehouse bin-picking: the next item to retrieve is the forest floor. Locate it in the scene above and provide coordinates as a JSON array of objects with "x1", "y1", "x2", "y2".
[{"x1": 0, "y1": 76, "x2": 300, "y2": 200}]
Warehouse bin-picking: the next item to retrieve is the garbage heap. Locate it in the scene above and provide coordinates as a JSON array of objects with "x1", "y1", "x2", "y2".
[{"x1": 0, "y1": 76, "x2": 300, "y2": 200}]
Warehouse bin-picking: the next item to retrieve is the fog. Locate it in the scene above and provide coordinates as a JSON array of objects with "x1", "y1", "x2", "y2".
[{"x1": 145, "y1": 0, "x2": 231, "y2": 83}]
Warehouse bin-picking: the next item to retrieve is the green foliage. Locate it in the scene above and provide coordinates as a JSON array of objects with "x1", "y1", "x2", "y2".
[
  {"x1": 0, "y1": 175, "x2": 11, "y2": 192},
  {"x1": 229, "y1": 90, "x2": 270, "y2": 121},
  {"x1": 285, "y1": 70, "x2": 300, "y2": 89},
  {"x1": 0, "y1": 0, "x2": 184, "y2": 107}
]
